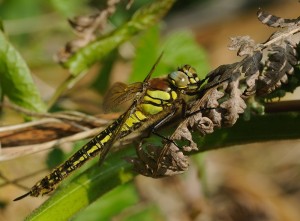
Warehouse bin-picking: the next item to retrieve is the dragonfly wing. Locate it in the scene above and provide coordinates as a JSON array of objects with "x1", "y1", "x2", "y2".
[
  {"x1": 103, "y1": 82, "x2": 143, "y2": 112},
  {"x1": 100, "y1": 53, "x2": 163, "y2": 165},
  {"x1": 143, "y1": 52, "x2": 164, "y2": 82},
  {"x1": 103, "y1": 52, "x2": 164, "y2": 111},
  {"x1": 98, "y1": 100, "x2": 138, "y2": 166}
]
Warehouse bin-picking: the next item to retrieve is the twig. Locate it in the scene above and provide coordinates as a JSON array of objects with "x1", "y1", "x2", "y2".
[
  {"x1": 1, "y1": 102, "x2": 109, "y2": 125},
  {"x1": 0, "y1": 127, "x2": 105, "y2": 161}
]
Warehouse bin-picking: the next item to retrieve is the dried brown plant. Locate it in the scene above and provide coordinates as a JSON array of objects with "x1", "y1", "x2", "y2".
[{"x1": 129, "y1": 9, "x2": 300, "y2": 177}]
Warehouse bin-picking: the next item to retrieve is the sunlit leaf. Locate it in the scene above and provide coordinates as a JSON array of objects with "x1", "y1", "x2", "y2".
[
  {"x1": 50, "y1": 0, "x2": 88, "y2": 17},
  {"x1": 63, "y1": 0, "x2": 175, "y2": 76},
  {"x1": 72, "y1": 183, "x2": 139, "y2": 221},
  {"x1": 123, "y1": 204, "x2": 164, "y2": 221},
  {"x1": 48, "y1": 0, "x2": 175, "y2": 108},
  {"x1": 161, "y1": 31, "x2": 210, "y2": 79},
  {"x1": 129, "y1": 25, "x2": 160, "y2": 83},
  {"x1": 46, "y1": 147, "x2": 65, "y2": 169},
  {"x1": 25, "y1": 147, "x2": 136, "y2": 221},
  {"x1": 91, "y1": 51, "x2": 118, "y2": 94},
  {"x1": 130, "y1": 29, "x2": 210, "y2": 83},
  {"x1": 0, "y1": 0, "x2": 44, "y2": 19},
  {"x1": 0, "y1": 31, "x2": 45, "y2": 112}
]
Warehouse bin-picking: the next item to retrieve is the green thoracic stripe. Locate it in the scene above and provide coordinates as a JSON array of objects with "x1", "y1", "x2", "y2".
[{"x1": 146, "y1": 90, "x2": 171, "y2": 101}]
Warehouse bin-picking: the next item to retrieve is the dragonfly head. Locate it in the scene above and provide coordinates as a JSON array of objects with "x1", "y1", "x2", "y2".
[{"x1": 168, "y1": 65, "x2": 201, "y2": 94}]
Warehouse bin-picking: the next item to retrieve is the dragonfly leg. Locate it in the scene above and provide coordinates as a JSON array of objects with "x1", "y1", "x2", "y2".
[
  {"x1": 132, "y1": 98, "x2": 209, "y2": 177},
  {"x1": 144, "y1": 106, "x2": 184, "y2": 177},
  {"x1": 150, "y1": 104, "x2": 218, "y2": 176},
  {"x1": 135, "y1": 142, "x2": 166, "y2": 177}
]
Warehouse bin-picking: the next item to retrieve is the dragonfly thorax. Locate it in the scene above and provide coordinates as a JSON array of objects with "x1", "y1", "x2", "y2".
[{"x1": 168, "y1": 65, "x2": 201, "y2": 93}]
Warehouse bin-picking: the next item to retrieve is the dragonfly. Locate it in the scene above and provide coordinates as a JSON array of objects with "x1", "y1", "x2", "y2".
[{"x1": 13, "y1": 55, "x2": 208, "y2": 201}]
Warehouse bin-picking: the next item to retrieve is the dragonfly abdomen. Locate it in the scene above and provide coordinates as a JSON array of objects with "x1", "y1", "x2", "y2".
[{"x1": 14, "y1": 118, "x2": 125, "y2": 200}]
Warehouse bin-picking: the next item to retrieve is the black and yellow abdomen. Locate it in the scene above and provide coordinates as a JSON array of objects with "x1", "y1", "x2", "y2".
[{"x1": 21, "y1": 117, "x2": 124, "y2": 198}]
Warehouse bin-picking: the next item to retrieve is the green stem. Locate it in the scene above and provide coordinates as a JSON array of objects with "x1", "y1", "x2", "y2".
[
  {"x1": 196, "y1": 112, "x2": 300, "y2": 152},
  {"x1": 48, "y1": 0, "x2": 175, "y2": 109},
  {"x1": 64, "y1": 0, "x2": 175, "y2": 76}
]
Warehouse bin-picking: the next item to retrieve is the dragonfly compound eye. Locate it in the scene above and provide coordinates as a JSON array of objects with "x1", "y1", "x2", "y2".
[
  {"x1": 168, "y1": 65, "x2": 201, "y2": 91},
  {"x1": 168, "y1": 71, "x2": 190, "y2": 88},
  {"x1": 181, "y1": 65, "x2": 200, "y2": 84}
]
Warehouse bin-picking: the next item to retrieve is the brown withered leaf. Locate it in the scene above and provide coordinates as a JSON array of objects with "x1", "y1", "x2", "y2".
[
  {"x1": 220, "y1": 80, "x2": 247, "y2": 126},
  {"x1": 228, "y1": 36, "x2": 256, "y2": 56},
  {"x1": 126, "y1": 142, "x2": 189, "y2": 177},
  {"x1": 0, "y1": 119, "x2": 81, "y2": 147},
  {"x1": 257, "y1": 42, "x2": 298, "y2": 95},
  {"x1": 257, "y1": 8, "x2": 300, "y2": 28}
]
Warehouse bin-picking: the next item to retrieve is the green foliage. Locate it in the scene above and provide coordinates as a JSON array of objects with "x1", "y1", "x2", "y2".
[
  {"x1": 130, "y1": 27, "x2": 210, "y2": 83},
  {"x1": 50, "y1": 0, "x2": 89, "y2": 17},
  {"x1": 71, "y1": 182, "x2": 164, "y2": 221},
  {"x1": 161, "y1": 31, "x2": 210, "y2": 77},
  {"x1": 0, "y1": 31, "x2": 46, "y2": 112},
  {"x1": 0, "y1": 20, "x2": 4, "y2": 32},
  {"x1": 123, "y1": 204, "x2": 164, "y2": 221},
  {"x1": 196, "y1": 113, "x2": 300, "y2": 152},
  {"x1": 91, "y1": 51, "x2": 118, "y2": 94},
  {"x1": 129, "y1": 25, "x2": 160, "y2": 83},
  {"x1": 0, "y1": 0, "x2": 45, "y2": 19},
  {"x1": 72, "y1": 182, "x2": 139, "y2": 221},
  {"x1": 48, "y1": 0, "x2": 175, "y2": 108},
  {"x1": 63, "y1": 0, "x2": 175, "y2": 76},
  {"x1": 25, "y1": 148, "x2": 136, "y2": 221},
  {"x1": 46, "y1": 147, "x2": 65, "y2": 169}
]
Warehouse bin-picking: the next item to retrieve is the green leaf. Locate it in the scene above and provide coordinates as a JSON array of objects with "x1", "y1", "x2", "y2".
[
  {"x1": 50, "y1": 0, "x2": 88, "y2": 17},
  {"x1": 196, "y1": 112, "x2": 300, "y2": 151},
  {"x1": 48, "y1": 0, "x2": 175, "y2": 108},
  {"x1": 0, "y1": 0, "x2": 44, "y2": 19},
  {"x1": 129, "y1": 25, "x2": 160, "y2": 83},
  {"x1": 0, "y1": 31, "x2": 45, "y2": 112},
  {"x1": 130, "y1": 29, "x2": 210, "y2": 83},
  {"x1": 25, "y1": 147, "x2": 136, "y2": 221},
  {"x1": 71, "y1": 182, "x2": 139, "y2": 221},
  {"x1": 91, "y1": 51, "x2": 118, "y2": 94},
  {"x1": 123, "y1": 204, "x2": 164, "y2": 221},
  {"x1": 63, "y1": 0, "x2": 175, "y2": 76},
  {"x1": 161, "y1": 31, "x2": 210, "y2": 79},
  {"x1": 0, "y1": 20, "x2": 4, "y2": 32},
  {"x1": 46, "y1": 147, "x2": 65, "y2": 169}
]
